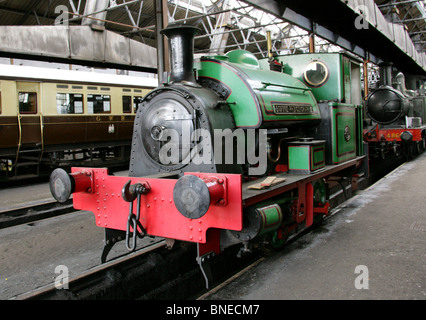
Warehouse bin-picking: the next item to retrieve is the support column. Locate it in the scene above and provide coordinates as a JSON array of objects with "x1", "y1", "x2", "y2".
[
  {"x1": 82, "y1": 0, "x2": 110, "y2": 29},
  {"x1": 155, "y1": 0, "x2": 169, "y2": 83}
]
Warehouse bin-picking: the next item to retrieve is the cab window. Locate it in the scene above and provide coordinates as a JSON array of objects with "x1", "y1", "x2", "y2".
[{"x1": 303, "y1": 61, "x2": 329, "y2": 87}]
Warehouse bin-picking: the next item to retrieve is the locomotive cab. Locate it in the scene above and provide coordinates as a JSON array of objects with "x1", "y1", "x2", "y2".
[{"x1": 265, "y1": 53, "x2": 365, "y2": 164}]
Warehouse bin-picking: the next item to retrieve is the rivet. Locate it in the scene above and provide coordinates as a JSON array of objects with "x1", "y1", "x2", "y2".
[{"x1": 189, "y1": 235, "x2": 193, "y2": 240}]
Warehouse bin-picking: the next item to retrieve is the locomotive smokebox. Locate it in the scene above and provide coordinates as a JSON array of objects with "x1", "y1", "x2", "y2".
[
  {"x1": 366, "y1": 86, "x2": 410, "y2": 124},
  {"x1": 160, "y1": 23, "x2": 200, "y2": 86}
]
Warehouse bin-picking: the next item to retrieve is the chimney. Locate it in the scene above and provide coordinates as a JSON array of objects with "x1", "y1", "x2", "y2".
[
  {"x1": 160, "y1": 23, "x2": 200, "y2": 86},
  {"x1": 379, "y1": 62, "x2": 393, "y2": 87}
]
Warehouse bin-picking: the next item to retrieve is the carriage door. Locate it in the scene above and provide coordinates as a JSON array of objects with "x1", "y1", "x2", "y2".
[{"x1": 16, "y1": 81, "x2": 42, "y2": 157}]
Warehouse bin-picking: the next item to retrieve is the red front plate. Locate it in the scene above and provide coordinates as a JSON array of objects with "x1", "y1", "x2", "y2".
[{"x1": 71, "y1": 168, "x2": 243, "y2": 244}]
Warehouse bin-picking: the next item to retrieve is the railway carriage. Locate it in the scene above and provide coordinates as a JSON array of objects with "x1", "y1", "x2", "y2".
[{"x1": 0, "y1": 64, "x2": 157, "y2": 179}]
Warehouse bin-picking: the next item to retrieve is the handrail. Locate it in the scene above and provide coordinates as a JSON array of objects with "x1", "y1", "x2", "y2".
[
  {"x1": 15, "y1": 114, "x2": 22, "y2": 164},
  {"x1": 39, "y1": 113, "x2": 44, "y2": 163},
  {"x1": 260, "y1": 81, "x2": 311, "y2": 92}
]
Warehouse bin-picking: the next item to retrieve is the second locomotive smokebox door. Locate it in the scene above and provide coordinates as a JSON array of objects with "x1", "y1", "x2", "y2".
[
  {"x1": 315, "y1": 102, "x2": 357, "y2": 164},
  {"x1": 288, "y1": 139, "x2": 325, "y2": 174}
]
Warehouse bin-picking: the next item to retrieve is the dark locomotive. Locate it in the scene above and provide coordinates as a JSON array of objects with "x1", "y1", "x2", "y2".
[
  {"x1": 49, "y1": 23, "x2": 370, "y2": 287},
  {"x1": 363, "y1": 63, "x2": 426, "y2": 159}
]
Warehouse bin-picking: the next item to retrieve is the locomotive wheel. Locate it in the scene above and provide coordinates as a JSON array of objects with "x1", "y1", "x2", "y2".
[
  {"x1": 313, "y1": 179, "x2": 328, "y2": 224},
  {"x1": 416, "y1": 140, "x2": 424, "y2": 155},
  {"x1": 403, "y1": 143, "x2": 415, "y2": 160},
  {"x1": 269, "y1": 228, "x2": 288, "y2": 250}
]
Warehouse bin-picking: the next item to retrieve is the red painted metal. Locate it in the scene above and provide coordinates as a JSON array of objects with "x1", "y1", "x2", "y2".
[
  {"x1": 305, "y1": 182, "x2": 314, "y2": 227},
  {"x1": 314, "y1": 202, "x2": 330, "y2": 216},
  {"x1": 70, "y1": 170, "x2": 94, "y2": 193},
  {"x1": 199, "y1": 175, "x2": 227, "y2": 206},
  {"x1": 364, "y1": 126, "x2": 425, "y2": 142},
  {"x1": 71, "y1": 168, "x2": 243, "y2": 244},
  {"x1": 198, "y1": 229, "x2": 221, "y2": 256}
]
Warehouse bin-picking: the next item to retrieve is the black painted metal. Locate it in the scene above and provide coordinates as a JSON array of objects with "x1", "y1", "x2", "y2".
[
  {"x1": 367, "y1": 86, "x2": 410, "y2": 124},
  {"x1": 160, "y1": 23, "x2": 201, "y2": 86}
]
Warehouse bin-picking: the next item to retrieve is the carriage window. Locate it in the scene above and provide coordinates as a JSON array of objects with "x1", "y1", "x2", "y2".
[
  {"x1": 87, "y1": 94, "x2": 111, "y2": 114},
  {"x1": 19, "y1": 92, "x2": 37, "y2": 113},
  {"x1": 303, "y1": 61, "x2": 329, "y2": 87},
  {"x1": 56, "y1": 93, "x2": 84, "y2": 114},
  {"x1": 122, "y1": 96, "x2": 132, "y2": 113},
  {"x1": 134, "y1": 96, "x2": 143, "y2": 113}
]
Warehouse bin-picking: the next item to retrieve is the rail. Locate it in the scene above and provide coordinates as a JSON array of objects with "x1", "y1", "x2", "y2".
[{"x1": 0, "y1": 198, "x2": 74, "y2": 229}]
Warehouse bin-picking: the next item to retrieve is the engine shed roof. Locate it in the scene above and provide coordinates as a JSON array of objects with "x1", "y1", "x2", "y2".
[{"x1": 0, "y1": 1, "x2": 424, "y2": 76}]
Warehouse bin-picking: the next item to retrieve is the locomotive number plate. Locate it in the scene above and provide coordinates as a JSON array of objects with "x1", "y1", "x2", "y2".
[{"x1": 273, "y1": 104, "x2": 313, "y2": 114}]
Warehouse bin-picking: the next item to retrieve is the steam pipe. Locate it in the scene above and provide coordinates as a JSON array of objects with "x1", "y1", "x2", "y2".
[{"x1": 266, "y1": 30, "x2": 273, "y2": 59}]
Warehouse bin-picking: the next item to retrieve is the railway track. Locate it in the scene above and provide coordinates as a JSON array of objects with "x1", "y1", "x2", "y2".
[
  {"x1": 0, "y1": 198, "x2": 75, "y2": 229},
  {"x1": 13, "y1": 239, "x2": 261, "y2": 300}
]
